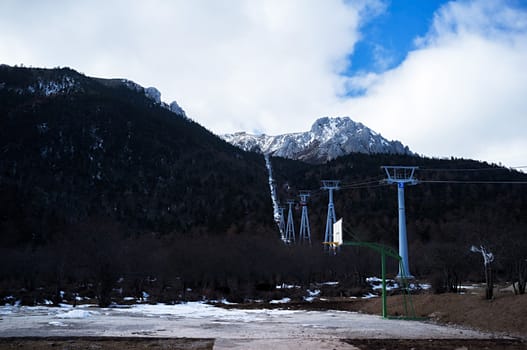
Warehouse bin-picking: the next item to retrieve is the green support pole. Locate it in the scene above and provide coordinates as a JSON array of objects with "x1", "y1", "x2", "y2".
[
  {"x1": 342, "y1": 240, "x2": 419, "y2": 319},
  {"x1": 381, "y1": 249, "x2": 387, "y2": 318}
]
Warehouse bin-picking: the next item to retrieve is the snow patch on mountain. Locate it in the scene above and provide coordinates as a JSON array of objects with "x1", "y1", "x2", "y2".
[
  {"x1": 10, "y1": 75, "x2": 81, "y2": 96},
  {"x1": 35, "y1": 76, "x2": 79, "y2": 96},
  {"x1": 264, "y1": 154, "x2": 281, "y2": 223},
  {"x1": 222, "y1": 117, "x2": 412, "y2": 163}
]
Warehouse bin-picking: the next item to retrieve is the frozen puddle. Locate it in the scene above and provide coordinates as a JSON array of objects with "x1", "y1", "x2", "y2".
[{"x1": 0, "y1": 302, "x2": 494, "y2": 349}]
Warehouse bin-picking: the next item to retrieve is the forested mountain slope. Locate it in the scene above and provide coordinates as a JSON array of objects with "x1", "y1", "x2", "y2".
[{"x1": 0, "y1": 65, "x2": 275, "y2": 246}]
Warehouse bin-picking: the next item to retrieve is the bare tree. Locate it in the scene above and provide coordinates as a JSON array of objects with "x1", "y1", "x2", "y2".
[{"x1": 471, "y1": 245, "x2": 494, "y2": 300}]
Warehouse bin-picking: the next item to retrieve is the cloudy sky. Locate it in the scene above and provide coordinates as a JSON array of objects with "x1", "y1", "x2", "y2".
[{"x1": 1, "y1": 0, "x2": 526, "y2": 168}]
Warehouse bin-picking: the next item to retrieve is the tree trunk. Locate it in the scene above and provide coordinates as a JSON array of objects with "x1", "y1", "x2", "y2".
[
  {"x1": 519, "y1": 261, "x2": 526, "y2": 295},
  {"x1": 485, "y1": 264, "x2": 493, "y2": 300}
]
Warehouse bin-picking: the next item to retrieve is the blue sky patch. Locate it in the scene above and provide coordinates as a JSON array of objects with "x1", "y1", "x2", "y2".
[{"x1": 346, "y1": 0, "x2": 448, "y2": 76}]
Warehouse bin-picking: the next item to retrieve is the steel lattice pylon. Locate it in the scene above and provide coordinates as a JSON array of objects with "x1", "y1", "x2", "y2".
[
  {"x1": 321, "y1": 180, "x2": 340, "y2": 250},
  {"x1": 298, "y1": 191, "x2": 311, "y2": 245},
  {"x1": 285, "y1": 200, "x2": 296, "y2": 244}
]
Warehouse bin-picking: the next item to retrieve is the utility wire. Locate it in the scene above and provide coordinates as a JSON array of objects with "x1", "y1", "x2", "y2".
[
  {"x1": 420, "y1": 168, "x2": 501, "y2": 172},
  {"x1": 285, "y1": 166, "x2": 527, "y2": 199},
  {"x1": 340, "y1": 179, "x2": 384, "y2": 189},
  {"x1": 290, "y1": 177, "x2": 527, "y2": 200},
  {"x1": 420, "y1": 166, "x2": 527, "y2": 172},
  {"x1": 341, "y1": 183, "x2": 390, "y2": 190},
  {"x1": 420, "y1": 180, "x2": 527, "y2": 185},
  {"x1": 299, "y1": 176, "x2": 385, "y2": 197}
]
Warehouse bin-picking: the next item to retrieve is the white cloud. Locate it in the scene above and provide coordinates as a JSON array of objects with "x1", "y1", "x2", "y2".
[
  {"x1": 1, "y1": 0, "x2": 525, "y2": 167},
  {"x1": 0, "y1": 0, "x2": 366, "y2": 135},
  {"x1": 341, "y1": 0, "x2": 527, "y2": 167}
]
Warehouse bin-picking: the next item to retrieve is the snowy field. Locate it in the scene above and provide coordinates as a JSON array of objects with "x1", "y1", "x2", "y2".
[{"x1": 0, "y1": 302, "x2": 494, "y2": 350}]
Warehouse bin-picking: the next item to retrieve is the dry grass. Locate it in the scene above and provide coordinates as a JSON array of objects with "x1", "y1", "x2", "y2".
[
  {"x1": 359, "y1": 292, "x2": 527, "y2": 338},
  {"x1": 343, "y1": 338, "x2": 526, "y2": 349},
  {"x1": 222, "y1": 289, "x2": 527, "y2": 338}
]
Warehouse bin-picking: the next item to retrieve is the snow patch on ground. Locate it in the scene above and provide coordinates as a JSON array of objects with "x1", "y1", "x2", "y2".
[
  {"x1": 269, "y1": 297, "x2": 291, "y2": 304},
  {"x1": 0, "y1": 306, "x2": 14, "y2": 315},
  {"x1": 366, "y1": 276, "x2": 430, "y2": 292},
  {"x1": 210, "y1": 298, "x2": 237, "y2": 305},
  {"x1": 362, "y1": 293, "x2": 379, "y2": 299},
  {"x1": 307, "y1": 289, "x2": 321, "y2": 296},
  {"x1": 56, "y1": 309, "x2": 98, "y2": 319},
  {"x1": 103, "y1": 302, "x2": 300, "y2": 324},
  {"x1": 321, "y1": 281, "x2": 339, "y2": 286},
  {"x1": 276, "y1": 284, "x2": 300, "y2": 289}
]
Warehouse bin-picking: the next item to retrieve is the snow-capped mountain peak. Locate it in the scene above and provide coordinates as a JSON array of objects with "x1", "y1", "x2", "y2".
[{"x1": 222, "y1": 117, "x2": 412, "y2": 163}]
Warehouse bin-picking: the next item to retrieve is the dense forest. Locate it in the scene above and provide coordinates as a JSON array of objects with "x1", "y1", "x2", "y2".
[
  {"x1": 0, "y1": 65, "x2": 525, "y2": 306},
  {"x1": 0, "y1": 65, "x2": 274, "y2": 239},
  {"x1": 271, "y1": 153, "x2": 527, "y2": 294}
]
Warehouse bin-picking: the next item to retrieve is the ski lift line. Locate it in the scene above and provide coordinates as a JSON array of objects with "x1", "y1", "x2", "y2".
[
  {"x1": 344, "y1": 175, "x2": 387, "y2": 184},
  {"x1": 323, "y1": 176, "x2": 383, "y2": 189},
  {"x1": 420, "y1": 180, "x2": 527, "y2": 185},
  {"x1": 340, "y1": 180, "x2": 386, "y2": 188},
  {"x1": 340, "y1": 183, "x2": 391, "y2": 191},
  {"x1": 340, "y1": 179, "x2": 384, "y2": 188},
  {"x1": 289, "y1": 177, "x2": 386, "y2": 198},
  {"x1": 282, "y1": 170, "x2": 527, "y2": 199},
  {"x1": 419, "y1": 166, "x2": 527, "y2": 172},
  {"x1": 318, "y1": 177, "x2": 385, "y2": 191},
  {"x1": 344, "y1": 175, "x2": 386, "y2": 183},
  {"x1": 297, "y1": 182, "x2": 387, "y2": 198}
]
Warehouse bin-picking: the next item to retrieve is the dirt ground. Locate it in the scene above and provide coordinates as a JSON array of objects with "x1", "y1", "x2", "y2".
[{"x1": 0, "y1": 337, "x2": 214, "y2": 350}]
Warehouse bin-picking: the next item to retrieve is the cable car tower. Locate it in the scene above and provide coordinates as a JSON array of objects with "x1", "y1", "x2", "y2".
[
  {"x1": 382, "y1": 166, "x2": 418, "y2": 279},
  {"x1": 298, "y1": 191, "x2": 311, "y2": 244},
  {"x1": 321, "y1": 180, "x2": 340, "y2": 250},
  {"x1": 285, "y1": 200, "x2": 296, "y2": 244}
]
